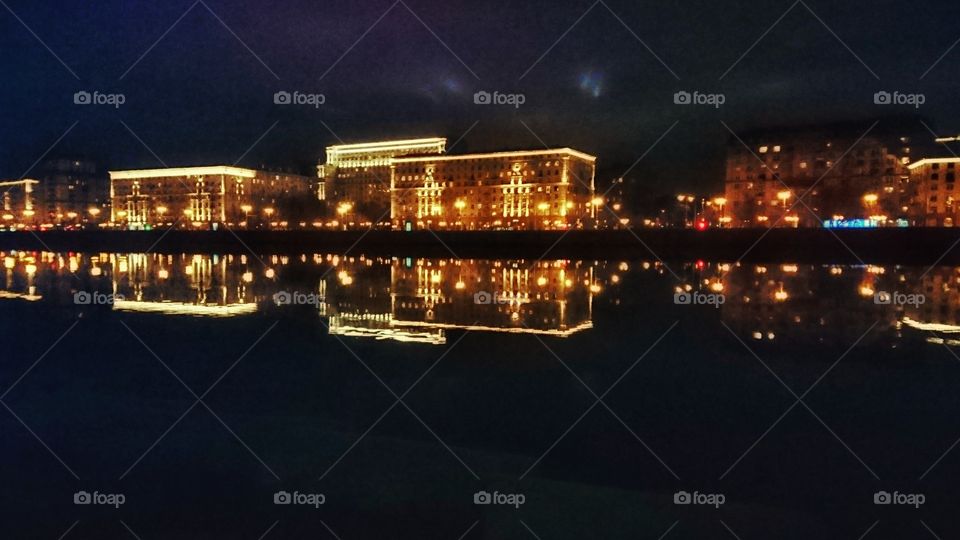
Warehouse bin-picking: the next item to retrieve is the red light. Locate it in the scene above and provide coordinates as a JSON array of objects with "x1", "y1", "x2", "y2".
[
  {"x1": 695, "y1": 219, "x2": 709, "y2": 231},
  {"x1": 695, "y1": 260, "x2": 705, "y2": 270}
]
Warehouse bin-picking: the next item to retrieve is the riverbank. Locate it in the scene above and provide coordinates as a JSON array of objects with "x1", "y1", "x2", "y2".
[{"x1": 2, "y1": 228, "x2": 960, "y2": 264}]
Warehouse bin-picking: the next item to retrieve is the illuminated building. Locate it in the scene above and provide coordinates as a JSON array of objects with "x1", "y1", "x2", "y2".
[
  {"x1": 0, "y1": 179, "x2": 41, "y2": 227},
  {"x1": 109, "y1": 166, "x2": 312, "y2": 228},
  {"x1": 36, "y1": 158, "x2": 108, "y2": 226},
  {"x1": 723, "y1": 120, "x2": 924, "y2": 227},
  {"x1": 390, "y1": 148, "x2": 597, "y2": 230},
  {"x1": 909, "y1": 157, "x2": 960, "y2": 226},
  {"x1": 318, "y1": 138, "x2": 447, "y2": 224}
]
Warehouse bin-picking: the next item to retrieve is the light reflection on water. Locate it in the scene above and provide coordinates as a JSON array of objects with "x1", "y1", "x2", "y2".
[{"x1": 2, "y1": 251, "x2": 959, "y2": 348}]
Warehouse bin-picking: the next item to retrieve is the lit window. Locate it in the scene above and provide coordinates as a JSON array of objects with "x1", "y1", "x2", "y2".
[
  {"x1": 773, "y1": 145, "x2": 781, "y2": 152},
  {"x1": 759, "y1": 146, "x2": 769, "y2": 153}
]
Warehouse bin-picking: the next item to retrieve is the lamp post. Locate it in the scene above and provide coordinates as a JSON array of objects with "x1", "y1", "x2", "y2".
[
  {"x1": 677, "y1": 194, "x2": 695, "y2": 227},
  {"x1": 240, "y1": 204, "x2": 253, "y2": 228},
  {"x1": 454, "y1": 199, "x2": 466, "y2": 229},
  {"x1": 863, "y1": 193, "x2": 878, "y2": 220},
  {"x1": 713, "y1": 197, "x2": 727, "y2": 228}
]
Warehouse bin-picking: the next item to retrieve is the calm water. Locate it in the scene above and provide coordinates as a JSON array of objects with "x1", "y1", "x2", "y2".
[{"x1": 2, "y1": 251, "x2": 959, "y2": 539}]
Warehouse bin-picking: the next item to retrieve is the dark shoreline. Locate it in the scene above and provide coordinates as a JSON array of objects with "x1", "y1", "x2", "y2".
[{"x1": 2, "y1": 228, "x2": 960, "y2": 264}]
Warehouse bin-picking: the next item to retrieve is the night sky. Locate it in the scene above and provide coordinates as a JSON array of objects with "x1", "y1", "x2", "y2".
[{"x1": 2, "y1": 0, "x2": 959, "y2": 194}]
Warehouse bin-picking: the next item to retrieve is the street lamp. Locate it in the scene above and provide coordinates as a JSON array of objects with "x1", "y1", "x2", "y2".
[
  {"x1": 240, "y1": 204, "x2": 253, "y2": 228},
  {"x1": 454, "y1": 199, "x2": 466, "y2": 229},
  {"x1": 713, "y1": 197, "x2": 727, "y2": 227}
]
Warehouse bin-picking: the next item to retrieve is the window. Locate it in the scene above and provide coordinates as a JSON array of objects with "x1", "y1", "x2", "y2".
[
  {"x1": 759, "y1": 146, "x2": 769, "y2": 153},
  {"x1": 773, "y1": 145, "x2": 781, "y2": 152}
]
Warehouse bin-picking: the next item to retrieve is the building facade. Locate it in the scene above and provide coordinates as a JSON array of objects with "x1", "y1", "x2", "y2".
[
  {"x1": 109, "y1": 166, "x2": 312, "y2": 228},
  {"x1": 390, "y1": 149, "x2": 597, "y2": 230},
  {"x1": 35, "y1": 158, "x2": 108, "y2": 225},
  {"x1": 318, "y1": 138, "x2": 447, "y2": 224},
  {"x1": 0, "y1": 179, "x2": 41, "y2": 227},
  {"x1": 723, "y1": 121, "x2": 923, "y2": 227},
  {"x1": 909, "y1": 157, "x2": 960, "y2": 226}
]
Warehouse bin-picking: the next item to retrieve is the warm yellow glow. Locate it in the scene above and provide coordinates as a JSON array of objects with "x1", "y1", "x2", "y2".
[
  {"x1": 774, "y1": 288, "x2": 788, "y2": 301},
  {"x1": 338, "y1": 270, "x2": 353, "y2": 285},
  {"x1": 90, "y1": 266, "x2": 102, "y2": 277},
  {"x1": 591, "y1": 197, "x2": 604, "y2": 207},
  {"x1": 265, "y1": 268, "x2": 275, "y2": 279},
  {"x1": 88, "y1": 207, "x2": 101, "y2": 217},
  {"x1": 242, "y1": 271, "x2": 253, "y2": 283},
  {"x1": 22, "y1": 210, "x2": 35, "y2": 217},
  {"x1": 66, "y1": 212, "x2": 78, "y2": 219},
  {"x1": 110, "y1": 166, "x2": 258, "y2": 180},
  {"x1": 611, "y1": 274, "x2": 620, "y2": 284},
  {"x1": 241, "y1": 204, "x2": 253, "y2": 213},
  {"x1": 537, "y1": 202, "x2": 550, "y2": 212},
  {"x1": 263, "y1": 207, "x2": 275, "y2": 217},
  {"x1": 781, "y1": 264, "x2": 798, "y2": 273},
  {"x1": 393, "y1": 147, "x2": 596, "y2": 164},
  {"x1": 589, "y1": 283, "x2": 602, "y2": 294},
  {"x1": 3, "y1": 257, "x2": 14, "y2": 269},
  {"x1": 156, "y1": 206, "x2": 168, "y2": 215},
  {"x1": 710, "y1": 281, "x2": 724, "y2": 292},
  {"x1": 454, "y1": 200, "x2": 466, "y2": 210},
  {"x1": 25, "y1": 264, "x2": 36, "y2": 275},
  {"x1": 455, "y1": 280, "x2": 465, "y2": 290},
  {"x1": 158, "y1": 269, "x2": 169, "y2": 279},
  {"x1": 863, "y1": 193, "x2": 878, "y2": 204},
  {"x1": 777, "y1": 191, "x2": 791, "y2": 202},
  {"x1": 2, "y1": 214, "x2": 13, "y2": 221},
  {"x1": 859, "y1": 285, "x2": 874, "y2": 296},
  {"x1": 713, "y1": 197, "x2": 727, "y2": 206},
  {"x1": 117, "y1": 210, "x2": 128, "y2": 218},
  {"x1": 537, "y1": 276, "x2": 548, "y2": 286}
]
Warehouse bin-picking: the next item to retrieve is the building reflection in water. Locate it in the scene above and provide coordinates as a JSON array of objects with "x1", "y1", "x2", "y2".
[
  {"x1": 0, "y1": 252, "x2": 605, "y2": 344},
  {"x1": 6, "y1": 250, "x2": 960, "y2": 348}
]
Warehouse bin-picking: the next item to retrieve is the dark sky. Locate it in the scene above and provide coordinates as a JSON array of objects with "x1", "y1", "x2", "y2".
[{"x1": 2, "y1": 0, "x2": 959, "y2": 194}]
